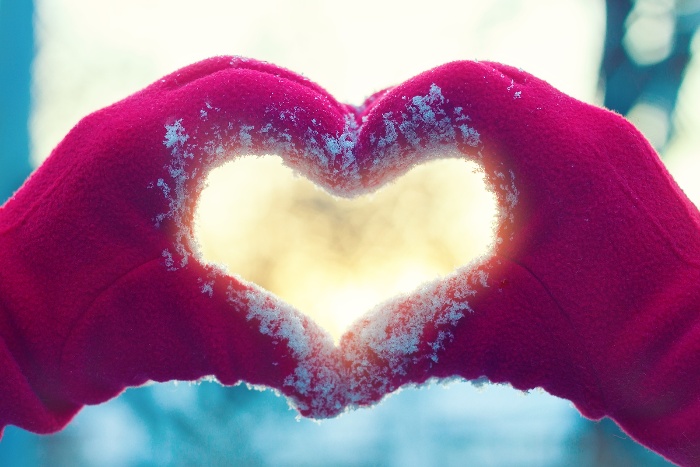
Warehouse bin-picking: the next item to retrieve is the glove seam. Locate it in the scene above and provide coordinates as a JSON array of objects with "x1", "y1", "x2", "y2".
[
  {"x1": 502, "y1": 254, "x2": 608, "y2": 416},
  {"x1": 56, "y1": 254, "x2": 164, "y2": 394}
]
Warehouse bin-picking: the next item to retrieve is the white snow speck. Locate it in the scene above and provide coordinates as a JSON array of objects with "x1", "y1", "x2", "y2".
[
  {"x1": 239, "y1": 125, "x2": 255, "y2": 148},
  {"x1": 459, "y1": 125, "x2": 481, "y2": 147},
  {"x1": 164, "y1": 119, "x2": 189, "y2": 148}
]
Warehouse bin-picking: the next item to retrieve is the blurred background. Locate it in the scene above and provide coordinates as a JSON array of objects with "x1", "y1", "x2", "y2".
[{"x1": 1, "y1": 0, "x2": 699, "y2": 465}]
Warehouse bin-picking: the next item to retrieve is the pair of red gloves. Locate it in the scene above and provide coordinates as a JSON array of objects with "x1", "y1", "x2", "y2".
[{"x1": 1, "y1": 57, "x2": 698, "y2": 465}]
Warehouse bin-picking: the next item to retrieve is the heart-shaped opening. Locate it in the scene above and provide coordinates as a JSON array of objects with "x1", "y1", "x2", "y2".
[{"x1": 194, "y1": 155, "x2": 497, "y2": 341}]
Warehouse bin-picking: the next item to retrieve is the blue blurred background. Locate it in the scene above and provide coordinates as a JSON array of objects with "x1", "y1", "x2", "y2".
[{"x1": 1, "y1": 0, "x2": 699, "y2": 465}]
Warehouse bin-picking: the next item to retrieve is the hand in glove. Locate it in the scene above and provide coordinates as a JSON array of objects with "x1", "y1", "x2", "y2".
[
  {"x1": 340, "y1": 61, "x2": 700, "y2": 467},
  {"x1": 0, "y1": 57, "x2": 359, "y2": 434}
]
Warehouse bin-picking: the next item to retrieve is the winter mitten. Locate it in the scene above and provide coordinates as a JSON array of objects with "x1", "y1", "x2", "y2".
[
  {"x1": 0, "y1": 57, "x2": 360, "y2": 434},
  {"x1": 340, "y1": 61, "x2": 700, "y2": 466}
]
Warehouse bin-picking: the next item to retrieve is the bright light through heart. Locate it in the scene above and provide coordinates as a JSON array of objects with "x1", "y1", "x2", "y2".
[{"x1": 194, "y1": 156, "x2": 497, "y2": 342}]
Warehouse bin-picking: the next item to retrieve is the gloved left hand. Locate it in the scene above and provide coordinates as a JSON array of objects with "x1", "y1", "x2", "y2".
[{"x1": 0, "y1": 57, "x2": 360, "y2": 434}]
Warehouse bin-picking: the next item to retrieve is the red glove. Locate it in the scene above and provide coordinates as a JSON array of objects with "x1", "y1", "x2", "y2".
[
  {"x1": 340, "y1": 61, "x2": 700, "y2": 466},
  {"x1": 0, "y1": 57, "x2": 358, "y2": 434},
  {"x1": 2, "y1": 57, "x2": 699, "y2": 466}
]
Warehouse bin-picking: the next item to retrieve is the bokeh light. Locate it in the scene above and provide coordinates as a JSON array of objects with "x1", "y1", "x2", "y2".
[{"x1": 195, "y1": 156, "x2": 496, "y2": 340}]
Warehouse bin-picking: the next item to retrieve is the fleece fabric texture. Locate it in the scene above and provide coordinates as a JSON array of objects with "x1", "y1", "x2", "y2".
[{"x1": 0, "y1": 57, "x2": 698, "y2": 466}]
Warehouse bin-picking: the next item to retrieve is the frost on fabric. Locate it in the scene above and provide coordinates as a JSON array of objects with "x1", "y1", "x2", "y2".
[
  {"x1": 501, "y1": 71, "x2": 523, "y2": 100},
  {"x1": 198, "y1": 277, "x2": 215, "y2": 297},
  {"x1": 341, "y1": 260, "x2": 494, "y2": 407},
  {"x1": 162, "y1": 249, "x2": 176, "y2": 272},
  {"x1": 226, "y1": 284, "x2": 345, "y2": 416},
  {"x1": 365, "y1": 84, "x2": 482, "y2": 189},
  {"x1": 152, "y1": 119, "x2": 197, "y2": 270},
  {"x1": 151, "y1": 98, "x2": 364, "y2": 273},
  {"x1": 492, "y1": 169, "x2": 519, "y2": 242},
  {"x1": 261, "y1": 104, "x2": 361, "y2": 196},
  {"x1": 164, "y1": 119, "x2": 189, "y2": 148}
]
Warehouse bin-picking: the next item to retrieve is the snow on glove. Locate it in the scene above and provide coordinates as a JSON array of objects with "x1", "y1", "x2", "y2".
[
  {"x1": 2, "y1": 56, "x2": 699, "y2": 466},
  {"x1": 339, "y1": 61, "x2": 700, "y2": 466},
  {"x1": 0, "y1": 57, "x2": 368, "y2": 434}
]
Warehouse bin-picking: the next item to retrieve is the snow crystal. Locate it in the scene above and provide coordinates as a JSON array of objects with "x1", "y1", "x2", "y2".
[
  {"x1": 402, "y1": 84, "x2": 455, "y2": 146},
  {"x1": 324, "y1": 135, "x2": 342, "y2": 157},
  {"x1": 377, "y1": 113, "x2": 397, "y2": 148},
  {"x1": 495, "y1": 169, "x2": 519, "y2": 227},
  {"x1": 239, "y1": 125, "x2": 254, "y2": 148},
  {"x1": 459, "y1": 125, "x2": 480, "y2": 147},
  {"x1": 411, "y1": 84, "x2": 441, "y2": 123},
  {"x1": 156, "y1": 178, "x2": 170, "y2": 198},
  {"x1": 226, "y1": 283, "x2": 346, "y2": 416},
  {"x1": 364, "y1": 83, "x2": 487, "y2": 192},
  {"x1": 476, "y1": 269, "x2": 489, "y2": 288},
  {"x1": 453, "y1": 106, "x2": 471, "y2": 123},
  {"x1": 200, "y1": 281, "x2": 214, "y2": 297},
  {"x1": 162, "y1": 249, "x2": 176, "y2": 271},
  {"x1": 164, "y1": 119, "x2": 189, "y2": 148},
  {"x1": 154, "y1": 119, "x2": 199, "y2": 269},
  {"x1": 340, "y1": 259, "x2": 492, "y2": 406},
  {"x1": 258, "y1": 104, "x2": 360, "y2": 192},
  {"x1": 506, "y1": 170, "x2": 519, "y2": 209}
]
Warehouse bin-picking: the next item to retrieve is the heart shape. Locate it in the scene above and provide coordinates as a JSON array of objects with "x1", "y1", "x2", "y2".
[
  {"x1": 6, "y1": 55, "x2": 699, "y2": 464},
  {"x1": 150, "y1": 57, "x2": 521, "y2": 417},
  {"x1": 194, "y1": 156, "x2": 496, "y2": 341}
]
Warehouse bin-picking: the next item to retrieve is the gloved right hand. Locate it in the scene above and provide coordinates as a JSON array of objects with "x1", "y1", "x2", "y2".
[{"x1": 340, "y1": 61, "x2": 700, "y2": 467}]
